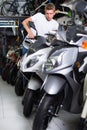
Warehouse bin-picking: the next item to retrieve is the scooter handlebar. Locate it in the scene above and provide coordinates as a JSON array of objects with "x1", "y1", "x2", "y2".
[{"x1": 76, "y1": 28, "x2": 87, "y2": 36}]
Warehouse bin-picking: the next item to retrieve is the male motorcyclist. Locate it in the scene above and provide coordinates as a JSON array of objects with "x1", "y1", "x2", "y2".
[{"x1": 22, "y1": 3, "x2": 59, "y2": 54}]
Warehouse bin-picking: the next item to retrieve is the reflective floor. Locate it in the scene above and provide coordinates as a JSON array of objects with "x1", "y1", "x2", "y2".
[
  {"x1": 0, "y1": 76, "x2": 34, "y2": 130},
  {"x1": 0, "y1": 76, "x2": 81, "y2": 130}
]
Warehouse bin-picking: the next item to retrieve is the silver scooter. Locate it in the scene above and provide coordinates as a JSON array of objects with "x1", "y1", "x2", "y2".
[
  {"x1": 15, "y1": 35, "x2": 50, "y2": 96},
  {"x1": 32, "y1": 26, "x2": 87, "y2": 130},
  {"x1": 20, "y1": 31, "x2": 66, "y2": 117}
]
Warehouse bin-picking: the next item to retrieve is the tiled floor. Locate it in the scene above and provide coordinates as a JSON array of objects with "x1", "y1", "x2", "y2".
[
  {"x1": 0, "y1": 76, "x2": 82, "y2": 130},
  {"x1": 0, "y1": 76, "x2": 34, "y2": 130}
]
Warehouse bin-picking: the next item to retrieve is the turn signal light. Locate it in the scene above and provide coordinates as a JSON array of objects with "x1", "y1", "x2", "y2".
[{"x1": 82, "y1": 41, "x2": 87, "y2": 49}]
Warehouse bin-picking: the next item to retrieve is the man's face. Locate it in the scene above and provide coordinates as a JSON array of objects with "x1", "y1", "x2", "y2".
[{"x1": 45, "y1": 10, "x2": 55, "y2": 21}]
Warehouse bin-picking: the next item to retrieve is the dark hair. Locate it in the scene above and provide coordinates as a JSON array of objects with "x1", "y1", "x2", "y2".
[{"x1": 45, "y1": 3, "x2": 55, "y2": 11}]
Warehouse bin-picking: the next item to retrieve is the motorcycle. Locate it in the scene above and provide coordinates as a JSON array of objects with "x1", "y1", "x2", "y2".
[
  {"x1": 57, "y1": 0, "x2": 87, "y2": 29},
  {"x1": 7, "y1": 45, "x2": 22, "y2": 85},
  {"x1": 14, "y1": 22, "x2": 39, "y2": 96},
  {"x1": 15, "y1": 33, "x2": 57, "y2": 96},
  {"x1": 1, "y1": 47, "x2": 14, "y2": 81},
  {"x1": 1, "y1": 45, "x2": 22, "y2": 83},
  {"x1": 32, "y1": 26, "x2": 87, "y2": 130},
  {"x1": 19, "y1": 30, "x2": 65, "y2": 117},
  {"x1": 1, "y1": 22, "x2": 25, "y2": 84},
  {"x1": 21, "y1": 24, "x2": 85, "y2": 118}
]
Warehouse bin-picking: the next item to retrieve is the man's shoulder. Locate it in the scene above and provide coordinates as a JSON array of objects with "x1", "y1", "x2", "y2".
[
  {"x1": 31, "y1": 12, "x2": 44, "y2": 19},
  {"x1": 33, "y1": 12, "x2": 44, "y2": 18},
  {"x1": 52, "y1": 18, "x2": 58, "y2": 22},
  {"x1": 35, "y1": 12, "x2": 44, "y2": 16},
  {"x1": 52, "y1": 19, "x2": 59, "y2": 25}
]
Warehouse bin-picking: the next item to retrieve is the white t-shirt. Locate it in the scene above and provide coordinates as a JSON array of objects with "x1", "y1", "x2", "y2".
[
  {"x1": 31, "y1": 12, "x2": 59, "y2": 37},
  {"x1": 23, "y1": 13, "x2": 59, "y2": 49}
]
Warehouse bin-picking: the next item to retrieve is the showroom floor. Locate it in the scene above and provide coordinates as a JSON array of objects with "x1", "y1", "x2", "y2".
[
  {"x1": 0, "y1": 76, "x2": 33, "y2": 130},
  {"x1": 0, "y1": 76, "x2": 81, "y2": 130}
]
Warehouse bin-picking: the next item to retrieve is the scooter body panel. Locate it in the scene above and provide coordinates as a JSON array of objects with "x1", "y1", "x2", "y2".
[
  {"x1": 27, "y1": 74, "x2": 43, "y2": 90},
  {"x1": 43, "y1": 47, "x2": 78, "y2": 74},
  {"x1": 20, "y1": 47, "x2": 53, "y2": 72},
  {"x1": 43, "y1": 75, "x2": 66, "y2": 95}
]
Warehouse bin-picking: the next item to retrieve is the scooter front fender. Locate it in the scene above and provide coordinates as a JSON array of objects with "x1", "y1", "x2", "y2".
[
  {"x1": 27, "y1": 74, "x2": 43, "y2": 90},
  {"x1": 44, "y1": 75, "x2": 66, "y2": 95}
]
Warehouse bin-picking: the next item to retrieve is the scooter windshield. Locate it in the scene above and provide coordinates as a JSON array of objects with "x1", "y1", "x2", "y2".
[{"x1": 26, "y1": 36, "x2": 48, "y2": 56}]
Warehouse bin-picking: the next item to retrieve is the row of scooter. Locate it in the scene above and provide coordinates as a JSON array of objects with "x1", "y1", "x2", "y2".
[
  {"x1": 22, "y1": 26, "x2": 87, "y2": 130},
  {"x1": 1, "y1": 1, "x2": 87, "y2": 130},
  {"x1": 1, "y1": 24, "x2": 87, "y2": 130}
]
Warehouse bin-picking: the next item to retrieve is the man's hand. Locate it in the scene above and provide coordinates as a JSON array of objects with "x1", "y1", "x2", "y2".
[
  {"x1": 28, "y1": 31, "x2": 35, "y2": 39},
  {"x1": 28, "y1": 28, "x2": 36, "y2": 39}
]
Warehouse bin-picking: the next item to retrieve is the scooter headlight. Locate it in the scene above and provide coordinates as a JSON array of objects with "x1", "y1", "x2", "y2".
[
  {"x1": 27, "y1": 55, "x2": 42, "y2": 67},
  {"x1": 43, "y1": 55, "x2": 62, "y2": 71}
]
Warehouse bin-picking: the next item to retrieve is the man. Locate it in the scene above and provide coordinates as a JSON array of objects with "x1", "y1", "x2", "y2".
[{"x1": 22, "y1": 3, "x2": 59, "y2": 54}]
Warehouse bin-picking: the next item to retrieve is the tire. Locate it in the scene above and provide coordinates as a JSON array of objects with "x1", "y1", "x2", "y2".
[
  {"x1": 15, "y1": 72, "x2": 24, "y2": 96},
  {"x1": 33, "y1": 92, "x2": 64, "y2": 130},
  {"x1": 6, "y1": 62, "x2": 15, "y2": 84},
  {"x1": 22, "y1": 87, "x2": 41, "y2": 105},
  {"x1": 23, "y1": 1, "x2": 34, "y2": 16},
  {"x1": 1, "y1": 1, "x2": 13, "y2": 16},
  {"x1": 23, "y1": 4, "x2": 30, "y2": 16},
  {"x1": 1, "y1": 1, "x2": 18, "y2": 16},
  {"x1": 22, "y1": 88, "x2": 30, "y2": 105},
  {"x1": 9, "y1": 64, "x2": 18, "y2": 85},
  {"x1": 1, "y1": 64, "x2": 9, "y2": 81},
  {"x1": 23, "y1": 89, "x2": 35, "y2": 117},
  {"x1": 1, "y1": 62, "x2": 11, "y2": 81}
]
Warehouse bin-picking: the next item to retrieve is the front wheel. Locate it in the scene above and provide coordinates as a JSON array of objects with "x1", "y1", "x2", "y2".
[
  {"x1": 1, "y1": 63, "x2": 10, "y2": 81},
  {"x1": 15, "y1": 72, "x2": 24, "y2": 96},
  {"x1": 23, "y1": 89, "x2": 35, "y2": 117},
  {"x1": 33, "y1": 92, "x2": 64, "y2": 130},
  {"x1": 1, "y1": 1, "x2": 17, "y2": 16},
  {"x1": 6, "y1": 62, "x2": 15, "y2": 84},
  {"x1": 9, "y1": 64, "x2": 18, "y2": 85},
  {"x1": 23, "y1": 1, "x2": 35, "y2": 16}
]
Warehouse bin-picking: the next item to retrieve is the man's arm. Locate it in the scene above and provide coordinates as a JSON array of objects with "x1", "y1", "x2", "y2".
[{"x1": 22, "y1": 17, "x2": 35, "y2": 39}]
